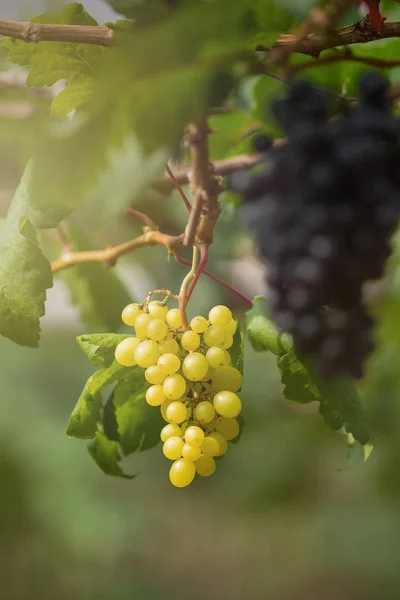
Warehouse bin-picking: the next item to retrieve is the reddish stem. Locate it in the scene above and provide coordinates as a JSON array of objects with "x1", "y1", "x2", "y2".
[
  {"x1": 176, "y1": 254, "x2": 252, "y2": 307},
  {"x1": 127, "y1": 207, "x2": 156, "y2": 229},
  {"x1": 186, "y1": 243, "x2": 208, "y2": 301},
  {"x1": 165, "y1": 164, "x2": 191, "y2": 213}
]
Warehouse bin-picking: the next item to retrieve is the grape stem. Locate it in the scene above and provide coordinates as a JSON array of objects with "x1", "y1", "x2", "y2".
[
  {"x1": 127, "y1": 207, "x2": 157, "y2": 229},
  {"x1": 175, "y1": 254, "x2": 252, "y2": 306},
  {"x1": 165, "y1": 164, "x2": 192, "y2": 213},
  {"x1": 186, "y1": 242, "x2": 208, "y2": 301},
  {"x1": 178, "y1": 245, "x2": 200, "y2": 331}
]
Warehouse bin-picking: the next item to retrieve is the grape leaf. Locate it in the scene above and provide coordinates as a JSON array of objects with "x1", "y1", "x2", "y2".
[
  {"x1": 66, "y1": 382, "x2": 102, "y2": 439},
  {"x1": 113, "y1": 369, "x2": 163, "y2": 455},
  {"x1": 245, "y1": 296, "x2": 292, "y2": 355},
  {"x1": 2, "y1": 3, "x2": 106, "y2": 118},
  {"x1": 87, "y1": 431, "x2": 135, "y2": 478},
  {"x1": 77, "y1": 333, "x2": 133, "y2": 367},
  {"x1": 277, "y1": 349, "x2": 320, "y2": 405},
  {"x1": 230, "y1": 325, "x2": 244, "y2": 374},
  {"x1": 102, "y1": 393, "x2": 120, "y2": 442},
  {"x1": 59, "y1": 222, "x2": 132, "y2": 332},
  {"x1": 0, "y1": 168, "x2": 53, "y2": 347}
]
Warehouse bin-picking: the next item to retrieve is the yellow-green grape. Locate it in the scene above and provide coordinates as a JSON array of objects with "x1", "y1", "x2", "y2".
[
  {"x1": 213, "y1": 390, "x2": 242, "y2": 418},
  {"x1": 163, "y1": 374, "x2": 186, "y2": 400},
  {"x1": 219, "y1": 334, "x2": 233, "y2": 350},
  {"x1": 201, "y1": 436, "x2": 220, "y2": 457},
  {"x1": 114, "y1": 337, "x2": 140, "y2": 366},
  {"x1": 134, "y1": 340, "x2": 160, "y2": 368},
  {"x1": 158, "y1": 337, "x2": 180, "y2": 355},
  {"x1": 190, "y1": 316, "x2": 209, "y2": 334},
  {"x1": 181, "y1": 330, "x2": 200, "y2": 351},
  {"x1": 134, "y1": 312, "x2": 153, "y2": 339},
  {"x1": 166, "y1": 401, "x2": 187, "y2": 424},
  {"x1": 215, "y1": 417, "x2": 240, "y2": 441},
  {"x1": 195, "y1": 401, "x2": 216, "y2": 424},
  {"x1": 182, "y1": 443, "x2": 202, "y2": 461},
  {"x1": 184, "y1": 425, "x2": 205, "y2": 447},
  {"x1": 160, "y1": 423, "x2": 182, "y2": 442},
  {"x1": 222, "y1": 350, "x2": 232, "y2": 366},
  {"x1": 148, "y1": 301, "x2": 168, "y2": 320},
  {"x1": 206, "y1": 346, "x2": 225, "y2": 369},
  {"x1": 147, "y1": 318, "x2": 168, "y2": 341},
  {"x1": 166, "y1": 308, "x2": 182, "y2": 329},
  {"x1": 225, "y1": 318, "x2": 237, "y2": 336},
  {"x1": 182, "y1": 352, "x2": 209, "y2": 382},
  {"x1": 211, "y1": 365, "x2": 243, "y2": 393},
  {"x1": 121, "y1": 303, "x2": 142, "y2": 326},
  {"x1": 158, "y1": 353, "x2": 181, "y2": 375},
  {"x1": 160, "y1": 400, "x2": 173, "y2": 421},
  {"x1": 145, "y1": 365, "x2": 166, "y2": 385},
  {"x1": 163, "y1": 436, "x2": 184, "y2": 460},
  {"x1": 145, "y1": 384, "x2": 166, "y2": 407},
  {"x1": 201, "y1": 367, "x2": 213, "y2": 382},
  {"x1": 209, "y1": 305, "x2": 232, "y2": 327},
  {"x1": 169, "y1": 458, "x2": 196, "y2": 487},
  {"x1": 195, "y1": 454, "x2": 216, "y2": 477},
  {"x1": 203, "y1": 325, "x2": 227, "y2": 348},
  {"x1": 208, "y1": 432, "x2": 228, "y2": 456}
]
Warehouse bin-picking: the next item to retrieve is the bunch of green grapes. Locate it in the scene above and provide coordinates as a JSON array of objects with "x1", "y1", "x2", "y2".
[{"x1": 115, "y1": 299, "x2": 242, "y2": 488}]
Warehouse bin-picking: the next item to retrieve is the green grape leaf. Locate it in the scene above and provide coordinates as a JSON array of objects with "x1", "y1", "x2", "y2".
[
  {"x1": 66, "y1": 361, "x2": 133, "y2": 439},
  {"x1": 104, "y1": 0, "x2": 170, "y2": 23},
  {"x1": 77, "y1": 333, "x2": 133, "y2": 368},
  {"x1": 113, "y1": 369, "x2": 163, "y2": 456},
  {"x1": 59, "y1": 222, "x2": 132, "y2": 332},
  {"x1": 0, "y1": 168, "x2": 53, "y2": 347},
  {"x1": 102, "y1": 393, "x2": 120, "y2": 442},
  {"x1": 87, "y1": 431, "x2": 135, "y2": 478},
  {"x1": 278, "y1": 349, "x2": 320, "y2": 405},
  {"x1": 245, "y1": 296, "x2": 292, "y2": 355},
  {"x1": 230, "y1": 325, "x2": 244, "y2": 374},
  {"x1": 2, "y1": 3, "x2": 106, "y2": 117},
  {"x1": 66, "y1": 382, "x2": 102, "y2": 439}
]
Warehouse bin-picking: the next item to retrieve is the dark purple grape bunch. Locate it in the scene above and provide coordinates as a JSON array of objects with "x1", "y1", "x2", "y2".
[{"x1": 231, "y1": 73, "x2": 400, "y2": 378}]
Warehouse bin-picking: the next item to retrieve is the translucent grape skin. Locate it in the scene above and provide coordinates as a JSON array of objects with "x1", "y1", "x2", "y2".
[
  {"x1": 147, "y1": 318, "x2": 168, "y2": 341},
  {"x1": 145, "y1": 365, "x2": 166, "y2": 385},
  {"x1": 134, "y1": 312, "x2": 153, "y2": 339},
  {"x1": 134, "y1": 340, "x2": 160, "y2": 368},
  {"x1": 190, "y1": 316, "x2": 209, "y2": 333},
  {"x1": 213, "y1": 390, "x2": 242, "y2": 418},
  {"x1": 158, "y1": 353, "x2": 181, "y2": 375},
  {"x1": 158, "y1": 338, "x2": 180, "y2": 355},
  {"x1": 148, "y1": 301, "x2": 168, "y2": 320},
  {"x1": 209, "y1": 305, "x2": 232, "y2": 327},
  {"x1": 166, "y1": 309, "x2": 182, "y2": 329},
  {"x1": 169, "y1": 458, "x2": 196, "y2": 487},
  {"x1": 114, "y1": 337, "x2": 140, "y2": 366},
  {"x1": 181, "y1": 330, "x2": 200, "y2": 351},
  {"x1": 165, "y1": 401, "x2": 187, "y2": 424},
  {"x1": 195, "y1": 401, "x2": 216, "y2": 424},
  {"x1": 203, "y1": 325, "x2": 227, "y2": 348},
  {"x1": 182, "y1": 443, "x2": 202, "y2": 461},
  {"x1": 215, "y1": 417, "x2": 240, "y2": 440},
  {"x1": 195, "y1": 454, "x2": 216, "y2": 477},
  {"x1": 201, "y1": 436, "x2": 219, "y2": 457},
  {"x1": 185, "y1": 426, "x2": 205, "y2": 447},
  {"x1": 211, "y1": 366, "x2": 243, "y2": 393},
  {"x1": 206, "y1": 346, "x2": 225, "y2": 369},
  {"x1": 163, "y1": 437, "x2": 184, "y2": 460},
  {"x1": 121, "y1": 303, "x2": 142, "y2": 326},
  {"x1": 160, "y1": 423, "x2": 182, "y2": 442},
  {"x1": 182, "y1": 353, "x2": 209, "y2": 381},
  {"x1": 208, "y1": 432, "x2": 228, "y2": 456},
  {"x1": 146, "y1": 384, "x2": 166, "y2": 406},
  {"x1": 163, "y1": 374, "x2": 187, "y2": 400}
]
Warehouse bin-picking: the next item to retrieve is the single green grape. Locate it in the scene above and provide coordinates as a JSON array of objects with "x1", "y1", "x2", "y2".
[
  {"x1": 147, "y1": 318, "x2": 168, "y2": 341},
  {"x1": 181, "y1": 330, "x2": 200, "y2": 351},
  {"x1": 158, "y1": 337, "x2": 180, "y2": 355},
  {"x1": 213, "y1": 390, "x2": 242, "y2": 418},
  {"x1": 146, "y1": 384, "x2": 166, "y2": 406},
  {"x1": 165, "y1": 401, "x2": 187, "y2": 424},
  {"x1": 194, "y1": 401, "x2": 216, "y2": 424},
  {"x1": 134, "y1": 340, "x2": 160, "y2": 368},
  {"x1": 201, "y1": 436, "x2": 220, "y2": 457},
  {"x1": 182, "y1": 352, "x2": 209, "y2": 382},
  {"x1": 206, "y1": 346, "x2": 225, "y2": 369},
  {"x1": 134, "y1": 312, "x2": 153, "y2": 339},
  {"x1": 203, "y1": 325, "x2": 227, "y2": 348},
  {"x1": 163, "y1": 374, "x2": 186, "y2": 400},
  {"x1": 121, "y1": 303, "x2": 142, "y2": 327},
  {"x1": 148, "y1": 301, "x2": 168, "y2": 320},
  {"x1": 190, "y1": 316, "x2": 209, "y2": 334},
  {"x1": 145, "y1": 365, "x2": 166, "y2": 385},
  {"x1": 222, "y1": 350, "x2": 232, "y2": 366},
  {"x1": 160, "y1": 400, "x2": 173, "y2": 422},
  {"x1": 166, "y1": 308, "x2": 182, "y2": 329},
  {"x1": 208, "y1": 432, "x2": 228, "y2": 456},
  {"x1": 182, "y1": 443, "x2": 202, "y2": 461},
  {"x1": 211, "y1": 366, "x2": 243, "y2": 393},
  {"x1": 169, "y1": 458, "x2": 196, "y2": 487},
  {"x1": 114, "y1": 337, "x2": 140, "y2": 366},
  {"x1": 158, "y1": 353, "x2": 181, "y2": 375},
  {"x1": 209, "y1": 305, "x2": 232, "y2": 327},
  {"x1": 163, "y1": 436, "x2": 184, "y2": 460},
  {"x1": 160, "y1": 423, "x2": 182, "y2": 442},
  {"x1": 185, "y1": 425, "x2": 205, "y2": 447},
  {"x1": 215, "y1": 417, "x2": 240, "y2": 440},
  {"x1": 225, "y1": 318, "x2": 237, "y2": 336},
  {"x1": 219, "y1": 334, "x2": 233, "y2": 350},
  {"x1": 195, "y1": 454, "x2": 216, "y2": 477}
]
